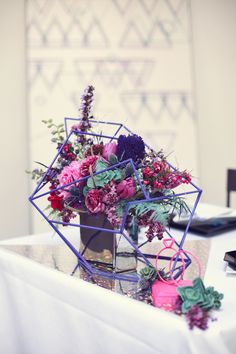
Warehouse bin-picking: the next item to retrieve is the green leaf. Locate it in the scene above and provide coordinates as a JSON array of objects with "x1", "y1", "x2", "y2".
[
  {"x1": 125, "y1": 163, "x2": 133, "y2": 177},
  {"x1": 116, "y1": 201, "x2": 127, "y2": 217},
  {"x1": 96, "y1": 159, "x2": 108, "y2": 172},
  {"x1": 131, "y1": 201, "x2": 171, "y2": 226},
  {"x1": 108, "y1": 153, "x2": 118, "y2": 165},
  {"x1": 83, "y1": 186, "x2": 89, "y2": 196}
]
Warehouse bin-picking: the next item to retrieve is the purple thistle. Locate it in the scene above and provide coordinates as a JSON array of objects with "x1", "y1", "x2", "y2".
[{"x1": 117, "y1": 134, "x2": 145, "y2": 163}]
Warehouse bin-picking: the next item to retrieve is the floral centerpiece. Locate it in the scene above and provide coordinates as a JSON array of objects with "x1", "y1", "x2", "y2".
[{"x1": 29, "y1": 86, "x2": 202, "y2": 281}]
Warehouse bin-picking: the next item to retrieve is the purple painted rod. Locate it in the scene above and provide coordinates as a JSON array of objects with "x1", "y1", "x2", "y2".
[{"x1": 30, "y1": 118, "x2": 202, "y2": 281}]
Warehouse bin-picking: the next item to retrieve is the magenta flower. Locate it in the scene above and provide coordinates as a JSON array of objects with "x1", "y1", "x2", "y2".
[
  {"x1": 58, "y1": 160, "x2": 82, "y2": 198},
  {"x1": 105, "y1": 205, "x2": 121, "y2": 227},
  {"x1": 79, "y1": 155, "x2": 97, "y2": 177},
  {"x1": 85, "y1": 189, "x2": 105, "y2": 213},
  {"x1": 102, "y1": 142, "x2": 117, "y2": 161},
  {"x1": 117, "y1": 177, "x2": 136, "y2": 199}
]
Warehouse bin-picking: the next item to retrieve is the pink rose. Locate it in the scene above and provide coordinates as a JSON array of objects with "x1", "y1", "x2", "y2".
[
  {"x1": 79, "y1": 155, "x2": 97, "y2": 177},
  {"x1": 85, "y1": 189, "x2": 105, "y2": 213},
  {"x1": 58, "y1": 160, "x2": 82, "y2": 198},
  {"x1": 117, "y1": 178, "x2": 136, "y2": 199},
  {"x1": 102, "y1": 142, "x2": 117, "y2": 160}
]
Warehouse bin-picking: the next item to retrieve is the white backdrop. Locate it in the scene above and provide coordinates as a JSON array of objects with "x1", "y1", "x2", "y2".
[
  {"x1": 0, "y1": 0, "x2": 30, "y2": 240},
  {"x1": 27, "y1": 0, "x2": 199, "y2": 233},
  {"x1": 191, "y1": 0, "x2": 236, "y2": 207},
  {"x1": 1, "y1": 1, "x2": 236, "y2": 239}
]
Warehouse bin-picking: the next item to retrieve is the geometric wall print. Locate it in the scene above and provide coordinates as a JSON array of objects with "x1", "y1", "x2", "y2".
[{"x1": 27, "y1": 0, "x2": 198, "y2": 233}]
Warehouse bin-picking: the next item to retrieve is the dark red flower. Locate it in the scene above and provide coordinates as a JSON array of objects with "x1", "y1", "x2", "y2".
[
  {"x1": 143, "y1": 167, "x2": 155, "y2": 178},
  {"x1": 153, "y1": 181, "x2": 163, "y2": 189},
  {"x1": 63, "y1": 143, "x2": 73, "y2": 153},
  {"x1": 48, "y1": 193, "x2": 63, "y2": 211},
  {"x1": 85, "y1": 189, "x2": 105, "y2": 213},
  {"x1": 84, "y1": 144, "x2": 104, "y2": 157},
  {"x1": 152, "y1": 161, "x2": 167, "y2": 173},
  {"x1": 79, "y1": 156, "x2": 97, "y2": 177}
]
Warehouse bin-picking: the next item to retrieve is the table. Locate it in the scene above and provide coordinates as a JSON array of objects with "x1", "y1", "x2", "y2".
[{"x1": 0, "y1": 208, "x2": 236, "y2": 354}]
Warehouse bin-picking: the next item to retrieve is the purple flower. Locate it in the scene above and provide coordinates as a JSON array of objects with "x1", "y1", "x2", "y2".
[
  {"x1": 186, "y1": 305, "x2": 210, "y2": 330},
  {"x1": 79, "y1": 85, "x2": 94, "y2": 122},
  {"x1": 77, "y1": 85, "x2": 94, "y2": 144},
  {"x1": 117, "y1": 134, "x2": 145, "y2": 163},
  {"x1": 105, "y1": 206, "x2": 121, "y2": 227}
]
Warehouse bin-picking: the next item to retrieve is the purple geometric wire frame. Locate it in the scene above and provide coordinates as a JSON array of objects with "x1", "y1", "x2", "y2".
[{"x1": 29, "y1": 118, "x2": 202, "y2": 282}]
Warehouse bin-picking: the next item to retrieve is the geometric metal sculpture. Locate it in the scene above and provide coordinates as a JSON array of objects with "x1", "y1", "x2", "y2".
[{"x1": 29, "y1": 117, "x2": 202, "y2": 282}]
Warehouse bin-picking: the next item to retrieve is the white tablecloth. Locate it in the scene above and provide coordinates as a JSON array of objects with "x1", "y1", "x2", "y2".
[{"x1": 0, "y1": 214, "x2": 236, "y2": 353}]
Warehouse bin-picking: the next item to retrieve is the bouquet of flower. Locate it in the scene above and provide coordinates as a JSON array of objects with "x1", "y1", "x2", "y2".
[
  {"x1": 29, "y1": 86, "x2": 202, "y2": 282},
  {"x1": 29, "y1": 93, "x2": 221, "y2": 329},
  {"x1": 31, "y1": 86, "x2": 192, "y2": 243}
]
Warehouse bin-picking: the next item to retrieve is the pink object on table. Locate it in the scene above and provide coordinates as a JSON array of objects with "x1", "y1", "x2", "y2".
[{"x1": 152, "y1": 279, "x2": 193, "y2": 312}]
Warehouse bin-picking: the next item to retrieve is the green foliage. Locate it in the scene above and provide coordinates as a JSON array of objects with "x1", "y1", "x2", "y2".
[
  {"x1": 42, "y1": 119, "x2": 65, "y2": 144},
  {"x1": 83, "y1": 186, "x2": 89, "y2": 196},
  {"x1": 108, "y1": 153, "x2": 118, "y2": 165},
  {"x1": 74, "y1": 142, "x2": 85, "y2": 159},
  {"x1": 168, "y1": 194, "x2": 191, "y2": 216},
  {"x1": 116, "y1": 201, "x2": 128, "y2": 218},
  {"x1": 26, "y1": 168, "x2": 44, "y2": 182},
  {"x1": 131, "y1": 201, "x2": 171, "y2": 226},
  {"x1": 124, "y1": 163, "x2": 134, "y2": 177},
  {"x1": 139, "y1": 265, "x2": 157, "y2": 282}
]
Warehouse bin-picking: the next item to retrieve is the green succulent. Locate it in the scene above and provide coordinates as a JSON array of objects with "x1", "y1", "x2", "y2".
[
  {"x1": 139, "y1": 265, "x2": 157, "y2": 282},
  {"x1": 205, "y1": 286, "x2": 224, "y2": 310},
  {"x1": 87, "y1": 159, "x2": 122, "y2": 188},
  {"x1": 177, "y1": 277, "x2": 224, "y2": 313}
]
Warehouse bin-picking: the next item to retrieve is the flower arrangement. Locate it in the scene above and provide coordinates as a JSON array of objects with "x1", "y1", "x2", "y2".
[
  {"x1": 29, "y1": 90, "x2": 220, "y2": 330},
  {"x1": 29, "y1": 85, "x2": 202, "y2": 281},
  {"x1": 31, "y1": 86, "x2": 192, "y2": 241}
]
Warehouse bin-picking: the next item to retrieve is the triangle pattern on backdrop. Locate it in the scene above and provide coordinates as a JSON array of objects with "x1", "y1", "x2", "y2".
[{"x1": 112, "y1": 0, "x2": 132, "y2": 14}]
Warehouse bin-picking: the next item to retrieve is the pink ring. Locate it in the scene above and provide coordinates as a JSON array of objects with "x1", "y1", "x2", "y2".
[
  {"x1": 169, "y1": 249, "x2": 202, "y2": 278},
  {"x1": 155, "y1": 244, "x2": 186, "y2": 285}
]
